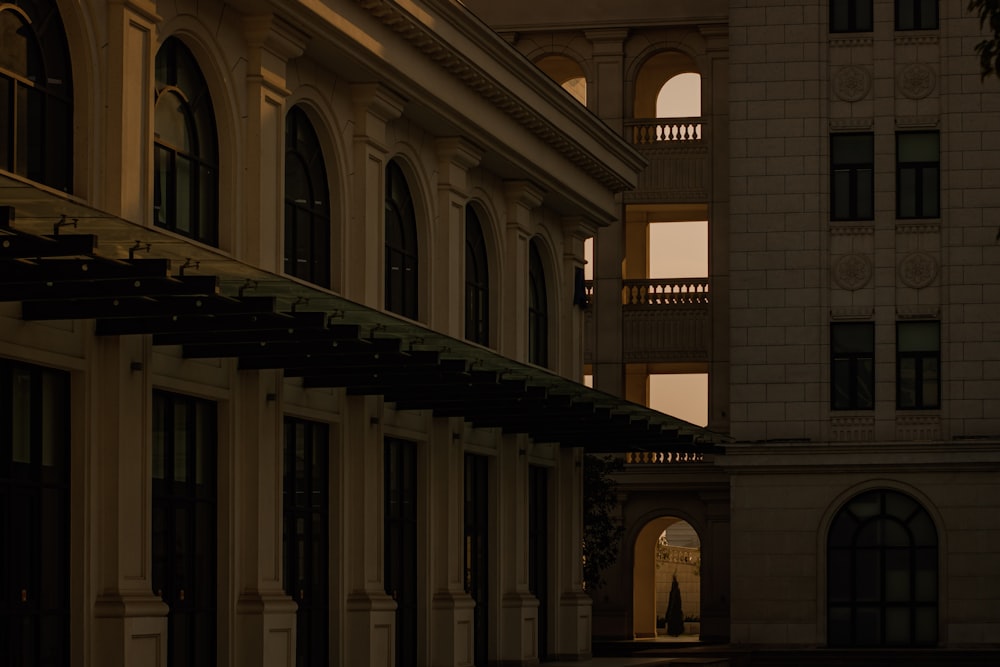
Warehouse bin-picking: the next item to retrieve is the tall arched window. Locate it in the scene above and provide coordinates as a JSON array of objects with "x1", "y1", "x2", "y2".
[
  {"x1": 827, "y1": 489, "x2": 938, "y2": 647},
  {"x1": 385, "y1": 160, "x2": 418, "y2": 319},
  {"x1": 465, "y1": 206, "x2": 489, "y2": 346},
  {"x1": 0, "y1": 1, "x2": 73, "y2": 191},
  {"x1": 154, "y1": 37, "x2": 219, "y2": 245},
  {"x1": 528, "y1": 239, "x2": 548, "y2": 367},
  {"x1": 284, "y1": 106, "x2": 330, "y2": 287}
]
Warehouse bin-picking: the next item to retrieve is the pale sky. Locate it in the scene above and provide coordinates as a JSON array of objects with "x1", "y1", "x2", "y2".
[{"x1": 583, "y1": 73, "x2": 708, "y2": 426}]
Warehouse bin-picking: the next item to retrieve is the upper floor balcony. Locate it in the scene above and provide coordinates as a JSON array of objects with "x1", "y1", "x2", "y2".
[
  {"x1": 584, "y1": 278, "x2": 710, "y2": 365},
  {"x1": 623, "y1": 117, "x2": 709, "y2": 204}
]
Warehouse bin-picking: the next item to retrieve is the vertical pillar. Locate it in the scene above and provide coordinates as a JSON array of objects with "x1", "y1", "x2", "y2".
[
  {"x1": 432, "y1": 138, "x2": 482, "y2": 337},
  {"x1": 242, "y1": 15, "x2": 307, "y2": 270},
  {"x1": 585, "y1": 30, "x2": 628, "y2": 398},
  {"x1": 428, "y1": 418, "x2": 476, "y2": 666},
  {"x1": 498, "y1": 435, "x2": 537, "y2": 665},
  {"x1": 560, "y1": 217, "x2": 598, "y2": 379},
  {"x1": 102, "y1": 0, "x2": 159, "y2": 222},
  {"x1": 343, "y1": 395, "x2": 396, "y2": 666},
  {"x1": 347, "y1": 84, "x2": 405, "y2": 307},
  {"x1": 501, "y1": 182, "x2": 544, "y2": 361},
  {"x1": 233, "y1": 369, "x2": 297, "y2": 667},
  {"x1": 554, "y1": 447, "x2": 592, "y2": 659},
  {"x1": 92, "y1": 335, "x2": 168, "y2": 667}
]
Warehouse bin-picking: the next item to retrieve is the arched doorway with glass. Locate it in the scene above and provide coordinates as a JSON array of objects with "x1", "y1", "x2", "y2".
[{"x1": 633, "y1": 516, "x2": 702, "y2": 641}]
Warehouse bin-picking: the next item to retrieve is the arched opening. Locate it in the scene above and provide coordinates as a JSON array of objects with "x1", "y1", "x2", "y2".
[
  {"x1": 535, "y1": 54, "x2": 587, "y2": 105},
  {"x1": 656, "y1": 73, "x2": 702, "y2": 119},
  {"x1": 633, "y1": 517, "x2": 701, "y2": 641}
]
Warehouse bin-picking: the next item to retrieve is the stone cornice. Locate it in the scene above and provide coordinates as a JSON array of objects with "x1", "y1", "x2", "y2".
[{"x1": 354, "y1": 0, "x2": 645, "y2": 193}]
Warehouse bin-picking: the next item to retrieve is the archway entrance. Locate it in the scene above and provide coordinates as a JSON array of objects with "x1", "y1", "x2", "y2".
[{"x1": 633, "y1": 517, "x2": 701, "y2": 640}]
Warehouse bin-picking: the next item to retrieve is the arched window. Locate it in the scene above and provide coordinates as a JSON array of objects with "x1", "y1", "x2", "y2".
[
  {"x1": 154, "y1": 37, "x2": 218, "y2": 245},
  {"x1": 0, "y1": 1, "x2": 73, "y2": 191},
  {"x1": 284, "y1": 106, "x2": 330, "y2": 287},
  {"x1": 827, "y1": 489, "x2": 938, "y2": 647},
  {"x1": 385, "y1": 160, "x2": 418, "y2": 319},
  {"x1": 465, "y1": 206, "x2": 489, "y2": 345},
  {"x1": 528, "y1": 239, "x2": 548, "y2": 367}
]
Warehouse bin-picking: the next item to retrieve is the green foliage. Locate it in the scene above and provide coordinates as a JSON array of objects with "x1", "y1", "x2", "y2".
[
  {"x1": 582, "y1": 454, "x2": 624, "y2": 592},
  {"x1": 970, "y1": 0, "x2": 1000, "y2": 78}
]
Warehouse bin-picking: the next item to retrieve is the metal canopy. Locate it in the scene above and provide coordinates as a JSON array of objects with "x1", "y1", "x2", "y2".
[{"x1": 0, "y1": 186, "x2": 727, "y2": 454}]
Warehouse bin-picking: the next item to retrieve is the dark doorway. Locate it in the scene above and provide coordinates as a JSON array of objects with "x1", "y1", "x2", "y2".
[
  {"x1": 464, "y1": 453, "x2": 489, "y2": 666},
  {"x1": 0, "y1": 360, "x2": 70, "y2": 666},
  {"x1": 528, "y1": 465, "x2": 549, "y2": 661},
  {"x1": 152, "y1": 390, "x2": 217, "y2": 667},
  {"x1": 384, "y1": 437, "x2": 418, "y2": 667},
  {"x1": 283, "y1": 418, "x2": 330, "y2": 667}
]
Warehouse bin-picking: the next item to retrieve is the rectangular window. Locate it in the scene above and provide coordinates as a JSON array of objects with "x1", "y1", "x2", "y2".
[
  {"x1": 831, "y1": 322, "x2": 875, "y2": 410},
  {"x1": 831, "y1": 134, "x2": 874, "y2": 221},
  {"x1": 897, "y1": 132, "x2": 939, "y2": 219},
  {"x1": 831, "y1": 0, "x2": 873, "y2": 33},
  {"x1": 897, "y1": 321, "x2": 940, "y2": 409},
  {"x1": 896, "y1": 0, "x2": 938, "y2": 30}
]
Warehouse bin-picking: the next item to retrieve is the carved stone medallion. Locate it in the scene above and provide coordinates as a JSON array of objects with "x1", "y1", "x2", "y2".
[
  {"x1": 833, "y1": 254, "x2": 872, "y2": 291},
  {"x1": 898, "y1": 63, "x2": 935, "y2": 100},
  {"x1": 898, "y1": 252, "x2": 938, "y2": 289},
  {"x1": 834, "y1": 66, "x2": 871, "y2": 102}
]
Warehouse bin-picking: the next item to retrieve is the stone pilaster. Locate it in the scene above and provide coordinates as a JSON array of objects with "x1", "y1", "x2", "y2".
[
  {"x1": 347, "y1": 84, "x2": 405, "y2": 307},
  {"x1": 554, "y1": 447, "x2": 592, "y2": 660},
  {"x1": 233, "y1": 369, "x2": 297, "y2": 667},
  {"x1": 498, "y1": 434, "x2": 539, "y2": 665},
  {"x1": 242, "y1": 15, "x2": 307, "y2": 270},
  {"x1": 91, "y1": 334, "x2": 168, "y2": 667},
  {"x1": 501, "y1": 182, "x2": 544, "y2": 361},
  {"x1": 343, "y1": 395, "x2": 397, "y2": 666},
  {"x1": 560, "y1": 217, "x2": 599, "y2": 378},
  {"x1": 432, "y1": 138, "x2": 482, "y2": 337}
]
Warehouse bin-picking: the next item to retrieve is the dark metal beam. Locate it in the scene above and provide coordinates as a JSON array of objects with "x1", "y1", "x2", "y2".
[
  {"x1": 0, "y1": 233, "x2": 98, "y2": 258},
  {"x1": 21, "y1": 295, "x2": 277, "y2": 320},
  {"x1": 0, "y1": 275, "x2": 218, "y2": 301}
]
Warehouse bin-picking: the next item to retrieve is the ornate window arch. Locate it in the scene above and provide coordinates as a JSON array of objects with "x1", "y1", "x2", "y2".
[
  {"x1": 528, "y1": 238, "x2": 549, "y2": 367},
  {"x1": 284, "y1": 105, "x2": 331, "y2": 287},
  {"x1": 465, "y1": 204, "x2": 489, "y2": 345},
  {"x1": 385, "y1": 159, "x2": 418, "y2": 319},
  {"x1": 153, "y1": 37, "x2": 219, "y2": 245},
  {"x1": 0, "y1": 1, "x2": 73, "y2": 191},
  {"x1": 827, "y1": 489, "x2": 938, "y2": 646}
]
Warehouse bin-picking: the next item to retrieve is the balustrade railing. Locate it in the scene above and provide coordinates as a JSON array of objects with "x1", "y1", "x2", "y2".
[
  {"x1": 628, "y1": 117, "x2": 703, "y2": 144},
  {"x1": 625, "y1": 451, "x2": 705, "y2": 464},
  {"x1": 623, "y1": 279, "x2": 709, "y2": 306}
]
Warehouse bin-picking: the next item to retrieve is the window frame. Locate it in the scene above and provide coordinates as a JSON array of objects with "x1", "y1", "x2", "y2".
[
  {"x1": 0, "y1": 2, "x2": 73, "y2": 192},
  {"x1": 153, "y1": 37, "x2": 219, "y2": 246},
  {"x1": 830, "y1": 0, "x2": 874, "y2": 33},
  {"x1": 831, "y1": 133, "x2": 875, "y2": 222},
  {"x1": 895, "y1": 0, "x2": 938, "y2": 31},
  {"x1": 896, "y1": 132, "x2": 940, "y2": 220},
  {"x1": 284, "y1": 106, "x2": 331, "y2": 288},
  {"x1": 385, "y1": 160, "x2": 419, "y2": 320},
  {"x1": 827, "y1": 489, "x2": 938, "y2": 647},
  {"x1": 831, "y1": 322, "x2": 875, "y2": 411},
  {"x1": 896, "y1": 321, "x2": 940, "y2": 410},
  {"x1": 528, "y1": 239, "x2": 549, "y2": 368},
  {"x1": 464, "y1": 205, "x2": 490, "y2": 346}
]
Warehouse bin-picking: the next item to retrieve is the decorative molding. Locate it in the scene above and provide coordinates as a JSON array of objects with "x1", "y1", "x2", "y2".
[
  {"x1": 896, "y1": 414, "x2": 941, "y2": 441},
  {"x1": 830, "y1": 307, "x2": 874, "y2": 320},
  {"x1": 831, "y1": 416, "x2": 875, "y2": 443},
  {"x1": 832, "y1": 254, "x2": 873, "y2": 291},
  {"x1": 895, "y1": 115, "x2": 939, "y2": 129},
  {"x1": 830, "y1": 223, "x2": 874, "y2": 236},
  {"x1": 830, "y1": 118, "x2": 874, "y2": 131},
  {"x1": 833, "y1": 65, "x2": 872, "y2": 102},
  {"x1": 896, "y1": 220, "x2": 940, "y2": 233},
  {"x1": 898, "y1": 63, "x2": 936, "y2": 100},
  {"x1": 829, "y1": 36, "x2": 873, "y2": 48},
  {"x1": 355, "y1": 0, "x2": 637, "y2": 193},
  {"x1": 897, "y1": 304, "x2": 940, "y2": 319},
  {"x1": 898, "y1": 252, "x2": 939, "y2": 289},
  {"x1": 894, "y1": 34, "x2": 939, "y2": 46}
]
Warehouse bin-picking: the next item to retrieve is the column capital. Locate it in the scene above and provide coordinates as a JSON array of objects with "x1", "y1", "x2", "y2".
[
  {"x1": 243, "y1": 14, "x2": 309, "y2": 62},
  {"x1": 435, "y1": 137, "x2": 482, "y2": 195},
  {"x1": 584, "y1": 28, "x2": 630, "y2": 53},
  {"x1": 351, "y1": 83, "x2": 406, "y2": 148}
]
